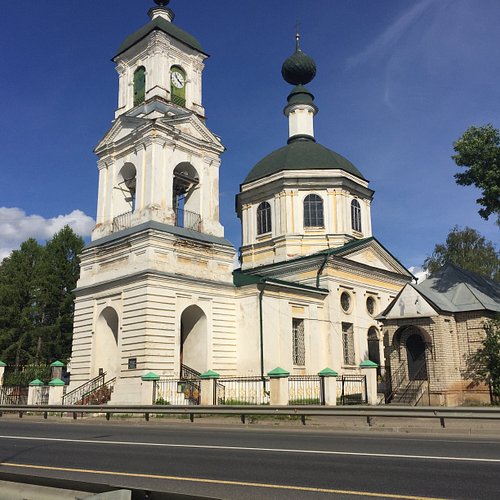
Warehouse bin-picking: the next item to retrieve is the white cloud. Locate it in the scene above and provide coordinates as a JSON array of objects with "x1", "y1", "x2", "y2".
[
  {"x1": 0, "y1": 207, "x2": 95, "y2": 261},
  {"x1": 346, "y1": 0, "x2": 436, "y2": 69},
  {"x1": 408, "y1": 266, "x2": 429, "y2": 284}
]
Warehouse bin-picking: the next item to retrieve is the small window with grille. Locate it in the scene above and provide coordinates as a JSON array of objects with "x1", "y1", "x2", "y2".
[
  {"x1": 342, "y1": 322, "x2": 355, "y2": 366},
  {"x1": 257, "y1": 201, "x2": 272, "y2": 235},
  {"x1": 292, "y1": 318, "x2": 305, "y2": 366},
  {"x1": 304, "y1": 194, "x2": 324, "y2": 228}
]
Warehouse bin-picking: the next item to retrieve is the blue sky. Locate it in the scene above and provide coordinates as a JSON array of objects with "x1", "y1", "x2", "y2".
[{"x1": 0, "y1": 0, "x2": 498, "y2": 271}]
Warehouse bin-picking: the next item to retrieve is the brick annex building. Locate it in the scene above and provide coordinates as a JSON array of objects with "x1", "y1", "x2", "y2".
[{"x1": 379, "y1": 263, "x2": 500, "y2": 405}]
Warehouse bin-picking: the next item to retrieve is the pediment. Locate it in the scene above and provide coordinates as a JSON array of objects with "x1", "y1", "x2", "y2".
[
  {"x1": 95, "y1": 111, "x2": 223, "y2": 154},
  {"x1": 95, "y1": 116, "x2": 146, "y2": 152},
  {"x1": 382, "y1": 284, "x2": 438, "y2": 318},
  {"x1": 157, "y1": 113, "x2": 223, "y2": 147},
  {"x1": 340, "y1": 238, "x2": 412, "y2": 277}
]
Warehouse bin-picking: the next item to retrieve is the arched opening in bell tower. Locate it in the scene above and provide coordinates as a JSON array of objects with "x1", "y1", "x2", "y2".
[
  {"x1": 173, "y1": 162, "x2": 200, "y2": 231},
  {"x1": 179, "y1": 305, "x2": 207, "y2": 375},
  {"x1": 112, "y1": 163, "x2": 137, "y2": 231},
  {"x1": 93, "y1": 307, "x2": 120, "y2": 379}
]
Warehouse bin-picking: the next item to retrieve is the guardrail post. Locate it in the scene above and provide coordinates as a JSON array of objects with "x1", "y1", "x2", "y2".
[
  {"x1": 200, "y1": 370, "x2": 220, "y2": 405},
  {"x1": 141, "y1": 372, "x2": 160, "y2": 405},
  {"x1": 28, "y1": 379, "x2": 44, "y2": 405},
  {"x1": 318, "y1": 368, "x2": 338, "y2": 406},
  {"x1": 268, "y1": 367, "x2": 290, "y2": 405},
  {"x1": 48, "y1": 378, "x2": 66, "y2": 405},
  {"x1": 360, "y1": 360, "x2": 378, "y2": 405},
  {"x1": 0, "y1": 361, "x2": 5, "y2": 386}
]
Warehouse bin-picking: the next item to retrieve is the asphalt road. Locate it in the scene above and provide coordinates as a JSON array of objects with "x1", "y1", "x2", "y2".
[{"x1": 0, "y1": 418, "x2": 499, "y2": 499}]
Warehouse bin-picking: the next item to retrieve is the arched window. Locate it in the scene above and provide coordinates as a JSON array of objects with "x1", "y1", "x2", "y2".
[
  {"x1": 133, "y1": 67, "x2": 146, "y2": 106},
  {"x1": 351, "y1": 199, "x2": 362, "y2": 232},
  {"x1": 256, "y1": 202, "x2": 272, "y2": 235},
  {"x1": 304, "y1": 194, "x2": 324, "y2": 228},
  {"x1": 170, "y1": 66, "x2": 187, "y2": 107}
]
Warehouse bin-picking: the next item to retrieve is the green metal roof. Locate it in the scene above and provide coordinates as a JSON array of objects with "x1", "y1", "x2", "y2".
[
  {"x1": 115, "y1": 16, "x2": 206, "y2": 59},
  {"x1": 286, "y1": 85, "x2": 316, "y2": 107},
  {"x1": 233, "y1": 269, "x2": 328, "y2": 293},
  {"x1": 243, "y1": 138, "x2": 365, "y2": 184}
]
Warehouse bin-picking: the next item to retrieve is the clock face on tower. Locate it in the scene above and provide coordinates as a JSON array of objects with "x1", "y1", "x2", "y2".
[{"x1": 171, "y1": 70, "x2": 185, "y2": 89}]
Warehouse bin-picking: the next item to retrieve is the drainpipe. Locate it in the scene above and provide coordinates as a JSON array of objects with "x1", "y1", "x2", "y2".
[
  {"x1": 259, "y1": 279, "x2": 268, "y2": 391},
  {"x1": 316, "y1": 253, "x2": 329, "y2": 288}
]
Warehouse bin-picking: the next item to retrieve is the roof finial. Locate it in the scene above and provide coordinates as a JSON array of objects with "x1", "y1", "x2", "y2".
[
  {"x1": 154, "y1": 0, "x2": 170, "y2": 6},
  {"x1": 295, "y1": 22, "x2": 301, "y2": 51}
]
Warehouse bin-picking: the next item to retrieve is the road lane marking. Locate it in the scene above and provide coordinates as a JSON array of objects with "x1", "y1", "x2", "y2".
[
  {"x1": 0, "y1": 434, "x2": 499, "y2": 463},
  {"x1": 0, "y1": 462, "x2": 448, "y2": 500}
]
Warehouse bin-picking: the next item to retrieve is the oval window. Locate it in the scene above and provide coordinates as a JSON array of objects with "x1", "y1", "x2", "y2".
[{"x1": 340, "y1": 292, "x2": 351, "y2": 313}]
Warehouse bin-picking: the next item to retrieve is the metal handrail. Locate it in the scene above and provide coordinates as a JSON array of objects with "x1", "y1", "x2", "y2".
[
  {"x1": 395, "y1": 364, "x2": 428, "y2": 405},
  {"x1": 112, "y1": 211, "x2": 132, "y2": 232},
  {"x1": 386, "y1": 362, "x2": 407, "y2": 403},
  {"x1": 180, "y1": 364, "x2": 201, "y2": 380},
  {"x1": 175, "y1": 208, "x2": 201, "y2": 232},
  {"x1": 62, "y1": 373, "x2": 106, "y2": 405}
]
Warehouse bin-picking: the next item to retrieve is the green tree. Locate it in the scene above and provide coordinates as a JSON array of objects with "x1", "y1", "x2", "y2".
[
  {"x1": 452, "y1": 124, "x2": 500, "y2": 225},
  {"x1": 0, "y1": 238, "x2": 44, "y2": 365},
  {"x1": 36, "y1": 226, "x2": 84, "y2": 362},
  {"x1": 424, "y1": 226, "x2": 499, "y2": 281},
  {"x1": 0, "y1": 226, "x2": 84, "y2": 365},
  {"x1": 466, "y1": 316, "x2": 500, "y2": 404}
]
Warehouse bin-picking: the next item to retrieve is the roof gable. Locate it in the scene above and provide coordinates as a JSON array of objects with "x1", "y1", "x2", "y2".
[
  {"x1": 328, "y1": 238, "x2": 413, "y2": 278},
  {"x1": 380, "y1": 283, "x2": 438, "y2": 319}
]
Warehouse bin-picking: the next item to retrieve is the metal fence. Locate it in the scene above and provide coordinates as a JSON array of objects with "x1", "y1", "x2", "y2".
[
  {"x1": 0, "y1": 386, "x2": 29, "y2": 405},
  {"x1": 337, "y1": 374, "x2": 367, "y2": 405},
  {"x1": 216, "y1": 377, "x2": 269, "y2": 405},
  {"x1": 289, "y1": 375, "x2": 322, "y2": 405},
  {"x1": 154, "y1": 378, "x2": 200, "y2": 406}
]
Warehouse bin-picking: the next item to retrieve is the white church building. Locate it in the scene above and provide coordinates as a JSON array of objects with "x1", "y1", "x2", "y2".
[{"x1": 69, "y1": 0, "x2": 413, "y2": 404}]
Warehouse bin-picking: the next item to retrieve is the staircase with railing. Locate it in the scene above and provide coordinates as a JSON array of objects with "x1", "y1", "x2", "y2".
[
  {"x1": 62, "y1": 373, "x2": 115, "y2": 405},
  {"x1": 389, "y1": 365, "x2": 429, "y2": 406},
  {"x1": 384, "y1": 362, "x2": 406, "y2": 403},
  {"x1": 179, "y1": 364, "x2": 201, "y2": 405}
]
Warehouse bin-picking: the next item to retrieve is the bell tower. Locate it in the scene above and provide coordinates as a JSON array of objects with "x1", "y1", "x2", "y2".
[
  {"x1": 92, "y1": 0, "x2": 225, "y2": 241},
  {"x1": 70, "y1": 1, "x2": 237, "y2": 394}
]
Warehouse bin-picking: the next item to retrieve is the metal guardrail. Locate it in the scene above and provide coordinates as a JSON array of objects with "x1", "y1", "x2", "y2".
[{"x1": 1, "y1": 404, "x2": 499, "y2": 427}]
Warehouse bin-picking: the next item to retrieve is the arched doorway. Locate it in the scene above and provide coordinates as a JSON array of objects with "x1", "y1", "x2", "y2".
[
  {"x1": 406, "y1": 333, "x2": 427, "y2": 380},
  {"x1": 93, "y1": 307, "x2": 120, "y2": 379},
  {"x1": 179, "y1": 305, "x2": 207, "y2": 375}
]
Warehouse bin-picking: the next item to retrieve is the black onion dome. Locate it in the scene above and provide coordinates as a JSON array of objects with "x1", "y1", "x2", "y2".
[{"x1": 281, "y1": 48, "x2": 317, "y2": 86}]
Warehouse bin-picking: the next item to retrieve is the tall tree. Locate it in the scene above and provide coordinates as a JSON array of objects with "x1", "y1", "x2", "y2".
[
  {"x1": 452, "y1": 124, "x2": 500, "y2": 225},
  {"x1": 36, "y1": 226, "x2": 84, "y2": 362},
  {"x1": 424, "y1": 226, "x2": 499, "y2": 281},
  {"x1": 0, "y1": 239, "x2": 44, "y2": 365},
  {"x1": 0, "y1": 226, "x2": 84, "y2": 365},
  {"x1": 466, "y1": 316, "x2": 500, "y2": 404}
]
